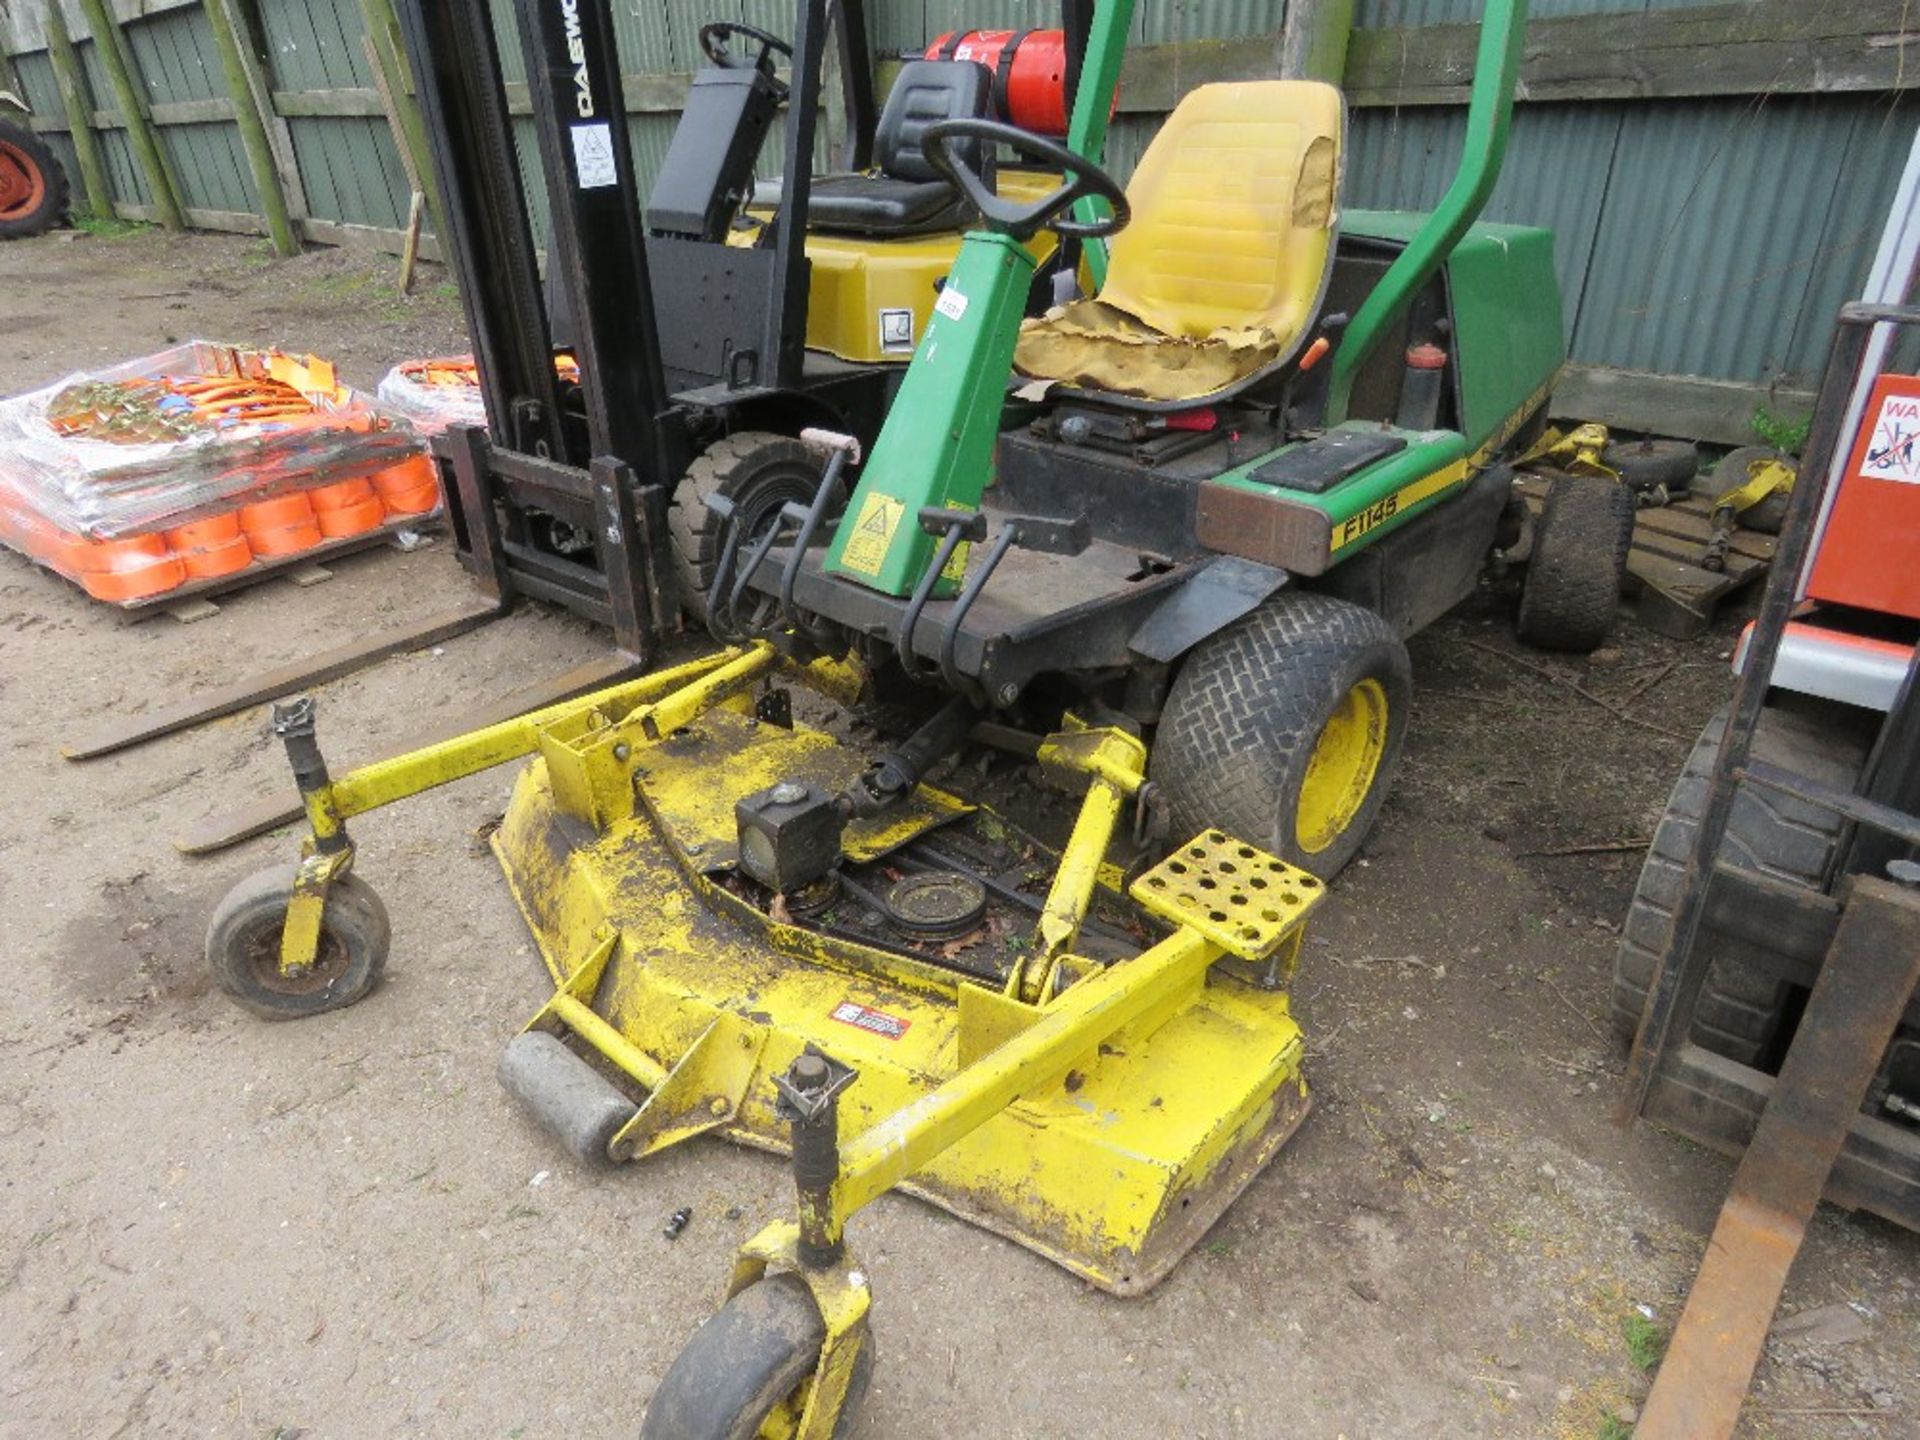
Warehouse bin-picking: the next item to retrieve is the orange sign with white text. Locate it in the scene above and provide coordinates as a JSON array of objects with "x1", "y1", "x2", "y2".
[{"x1": 1807, "y1": 371, "x2": 1920, "y2": 620}]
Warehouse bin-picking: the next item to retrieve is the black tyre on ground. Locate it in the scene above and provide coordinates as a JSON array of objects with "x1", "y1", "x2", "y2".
[
  {"x1": 205, "y1": 866, "x2": 390, "y2": 1020},
  {"x1": 1602, "y1": 437, "x2": 1699, "y2": 493},
  {"x1": 1712, "y1": 445, "x2": 1794, "y2": 535},
  {"x1": 1151, "y1": 590, "x2": 1412, "y2": 879},
  {"x1": 1515, "y1": 470, "x2": 1633, "y2": 653},
  {"x1": 670, "y1": 432, "x2": 824, "y2": 622},
  {"x1": 641, "y1": 1274, "x2": 871, "y2": 1440},
  {"x1": 1610, "y1": 703, "x2": 1872, "y2": 1062},
  {"x1": 0, "y1": 117, "x2": 69, "y2": 240}
]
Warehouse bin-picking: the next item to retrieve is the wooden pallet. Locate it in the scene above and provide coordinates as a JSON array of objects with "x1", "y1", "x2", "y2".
[{"x1": 1516, "y1": 474, "x2": 1777, "y2": 640}]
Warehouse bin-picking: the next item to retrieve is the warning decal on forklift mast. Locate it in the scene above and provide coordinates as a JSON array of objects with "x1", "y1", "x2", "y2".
[
  {"x1": 831, "y1": 1001, "x2": 911, "y2": 1040},
  {"x1": 838, "y1": 492, "x2": 904, "y2": 576},
  {"x1": 570, "y1": 123, "x2": 617, "y2": 188}
]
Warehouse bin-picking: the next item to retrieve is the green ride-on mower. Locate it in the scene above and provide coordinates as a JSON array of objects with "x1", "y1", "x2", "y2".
[{"x1": 208, "y1": 1, "x2": 1614, "y2": 1433}]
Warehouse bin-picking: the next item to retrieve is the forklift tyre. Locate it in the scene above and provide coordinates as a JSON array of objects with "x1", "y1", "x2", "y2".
[
  {"x1": 671, "y1": 432, "x2": 825, "y2": 622},
  {"x1": 1152, "y1": 591, "x2": 1411, "y2": 879},
  {"x1": 205, "y1": 867, "x2": 389, "y2": 1020},
  {"x1": 1515, "y1": 471, "x2": 1633, "y2": 653},
  {"x1": 1611, "y1": 703, "x2": 1876, "y2": 1063},
  {"x1": 641, "y1": 1274, "x2": 873, "y2": 1440}
]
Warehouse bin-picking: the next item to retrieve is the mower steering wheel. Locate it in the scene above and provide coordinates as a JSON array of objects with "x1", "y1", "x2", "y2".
[
  {"x1": 699, "y1": 21, "x2": 792, "y2": 96},
  {"x1": 921, "y1": 119, "x2": 1129, "y2": 242}
]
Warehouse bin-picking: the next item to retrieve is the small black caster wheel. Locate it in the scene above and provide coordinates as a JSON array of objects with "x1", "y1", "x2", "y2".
[
  {"x1": 641, "y1": 1274, "x2": 873, "y2": 1440},
  {"x1": 205, "y1": 866, "x2": 390, "y2": 1020}
]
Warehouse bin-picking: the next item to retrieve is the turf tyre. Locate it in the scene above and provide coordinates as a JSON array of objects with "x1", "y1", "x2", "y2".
[
  {"x1": 206, "y1": 867, "x2": 390, "y2": 1020},
  {"x1": 670, "y1": 432, "x2": 823, "y2": 623},
  {"x1": 1151, "y1": 590, "x2": 1411, "y2": 879},
  {"x1": 1515, "y1": 471, "x2": 1633, "y2": 653}
]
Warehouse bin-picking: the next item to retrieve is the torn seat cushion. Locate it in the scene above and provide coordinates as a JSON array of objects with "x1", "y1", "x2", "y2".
[
  {"x1": 1015, "y1": 79, "x2": 1344, "y2": 402},
  {"x1": 1014, "y1": 299, "x2": 1283, "y2": 402}
]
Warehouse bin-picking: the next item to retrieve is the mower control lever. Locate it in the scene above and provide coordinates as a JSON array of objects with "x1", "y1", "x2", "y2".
[{"x1": 921, "y1": 118, "x2": 1129, "y2": 242}]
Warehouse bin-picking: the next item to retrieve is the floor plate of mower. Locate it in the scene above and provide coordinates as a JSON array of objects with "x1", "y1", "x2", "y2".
[{"x1": 638, "y1": 707, "x2": 971, "y2": 870}]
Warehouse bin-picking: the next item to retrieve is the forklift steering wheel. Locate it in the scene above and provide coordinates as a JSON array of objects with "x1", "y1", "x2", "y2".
[
  {"x1": 921, "y1": 119, "x2": 1129, "y2": 242},
  {"x1": 699, "y1": 21, "x2": 792, "y2": 96}
]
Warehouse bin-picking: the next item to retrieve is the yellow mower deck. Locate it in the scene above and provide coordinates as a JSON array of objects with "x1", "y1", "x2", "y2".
[{"x1": 495, "y1": 700, "x2": 1314, "y2": 1293}]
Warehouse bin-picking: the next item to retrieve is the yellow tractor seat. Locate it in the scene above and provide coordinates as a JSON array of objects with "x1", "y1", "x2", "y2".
[{"x1": 1014, "y1": 80, "x2": 1344, "y2": 407}]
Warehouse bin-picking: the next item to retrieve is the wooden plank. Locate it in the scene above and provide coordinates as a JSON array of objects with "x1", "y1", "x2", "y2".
[
  {"x1": 172, "y1": 652, "x2": 646, "y2": 855},
  {"x1": 1282, "y1": 0, "x2": 1355, "y2": 85},
  {"x1": 269, "y1": 86, "x2": 385, "y2": 118},
  {"x1": 501, "y1": 71, "x2": 695, "y2": 117},
  {"x1": 41, "y1": 0, "x2": 114, "y2": 217},
  {"x1": 72, "y1": 0, "x2": 184, "y2": 227},
  {"x1": 104, "y1": 0, "x2": 203, "y2": 21},
  {"x1": 224, "y1": 0, "x2": 311, "y2": 222},
  {"x1": 1552, "y1": 365, "x2": 1816, "y2": 450},
  {"x1": 1344, "y1": 0, "x2": 1918, "y2": 107},
  {"x1": 203, "y1": 0, "x2": 296, "y2": 254},
  {"x1": 294, "y1": 213, "x2": 443, "y2": 263},
  {"x1": 65, "y1": 600, "x2": 505, "y2": 760},
  {"x1": 358, "y1": 0, "x2": 443, "y2": 241}
]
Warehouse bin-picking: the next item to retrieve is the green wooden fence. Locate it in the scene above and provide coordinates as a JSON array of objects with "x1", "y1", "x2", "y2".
[{"x1": 2, "y1": 0, "x2": 1917, "y2": 440}]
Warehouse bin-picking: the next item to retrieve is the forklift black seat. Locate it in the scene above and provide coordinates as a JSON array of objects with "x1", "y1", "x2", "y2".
[{"x1": 758, "y1": 59, "x2": 996, "y2": 239}]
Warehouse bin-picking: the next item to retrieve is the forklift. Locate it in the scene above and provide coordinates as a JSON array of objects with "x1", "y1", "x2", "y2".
[
  {"x1": 402, "y1": 0, "x2": 1105, "y2": 635},
  {"x1": 208, "y1": 1, "x2": 1596, "y2": 1433}
]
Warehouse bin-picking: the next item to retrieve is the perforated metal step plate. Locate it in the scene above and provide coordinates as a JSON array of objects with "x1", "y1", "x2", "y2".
[{"x1": 1129, "y1": 830, "x2": 1325, "y2": 960}]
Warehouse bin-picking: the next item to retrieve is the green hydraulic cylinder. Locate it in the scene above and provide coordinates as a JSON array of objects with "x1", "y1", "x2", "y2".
[
  {"x1": 822, "y1": 231, "x2": 1040, "y2": 598},
  {"x1": 1063, "y1": 0, "x2": 1135, "y2": 290}
]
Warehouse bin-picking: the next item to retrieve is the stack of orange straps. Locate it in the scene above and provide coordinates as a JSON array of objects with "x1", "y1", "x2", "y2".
[
  {"x1": 376, "y1": 352, "x2": 579, "y2": 434},
  {"x1": 0, "y1": 347, "x2": 441, "y2": 604}
]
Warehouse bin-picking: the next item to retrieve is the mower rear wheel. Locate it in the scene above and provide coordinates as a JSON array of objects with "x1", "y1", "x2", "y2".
[
  {"x1": 671, "y1": 432, "x2": 825, "y2": 623},
  {"x1": 1602, "y1": 438, "x2": 1699, "y2": 493},
  {"x1": 1713, "y1": 446, "x2": 1795, "y2": 534},
  {"x1": 206, "y1": 867, "x2": 389, "y2": 1020},
  {"x1": 0, "y1": 118, "x2": 67, "y2": 240},
  {"x1": 1151, "y1": 590, "x2": 1411, "y2": 879},
  {"x1": 1515, "y1": 471, "x2": 1633, "y2": 653},
  {"x1": 641, "y1": 1274, "x2": 872, "y2": 1440}
]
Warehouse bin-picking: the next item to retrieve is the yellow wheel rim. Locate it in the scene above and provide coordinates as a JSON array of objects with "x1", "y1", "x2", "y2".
[{"x1": 1295, "y1": 678, "x2": 1390, "y2": 855}]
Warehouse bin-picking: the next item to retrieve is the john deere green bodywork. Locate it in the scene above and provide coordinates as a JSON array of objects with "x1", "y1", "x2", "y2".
[
  {"x1": 821, "y1": 231, "x2": 1036, "y2": 596},
  {"x1": 1201, "y1": 212, "x2": 1564, "y2": 575}
]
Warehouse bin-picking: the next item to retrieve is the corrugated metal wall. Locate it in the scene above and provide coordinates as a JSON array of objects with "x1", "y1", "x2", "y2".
[{"x1": 5, "y1": 0, "x2": 1916, "y2": 410}]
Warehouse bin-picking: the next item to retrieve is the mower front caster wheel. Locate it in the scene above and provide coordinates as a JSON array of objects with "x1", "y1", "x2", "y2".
[
  {"x1": 205, "y1": 867, "x2": 390, "y2": 1020},
  {"x1": 642, "y1": 1275, "x2": 873, "y2": 1440}
]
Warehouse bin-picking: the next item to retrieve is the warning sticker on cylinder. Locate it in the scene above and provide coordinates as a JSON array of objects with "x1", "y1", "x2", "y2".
[
  {"x1": 830, "y1": 1001, "x2": 911, "y2": 1040},
  {"x1": 571, "y1": 123, "x2": 617, "y2": 189},
  {"x1": 837, "y1": 491, "x2": 904, "y2": 576}
]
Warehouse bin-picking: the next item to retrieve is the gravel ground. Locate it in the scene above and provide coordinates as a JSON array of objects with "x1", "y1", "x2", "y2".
[{"x1": 0, "y1": 228, "x2": 1914, "y2": 1439}]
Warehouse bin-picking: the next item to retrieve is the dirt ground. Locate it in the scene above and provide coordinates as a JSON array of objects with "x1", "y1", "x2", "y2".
[{"x1": 0, "y1": 229, "x2": 1914, "y2": 1440}]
